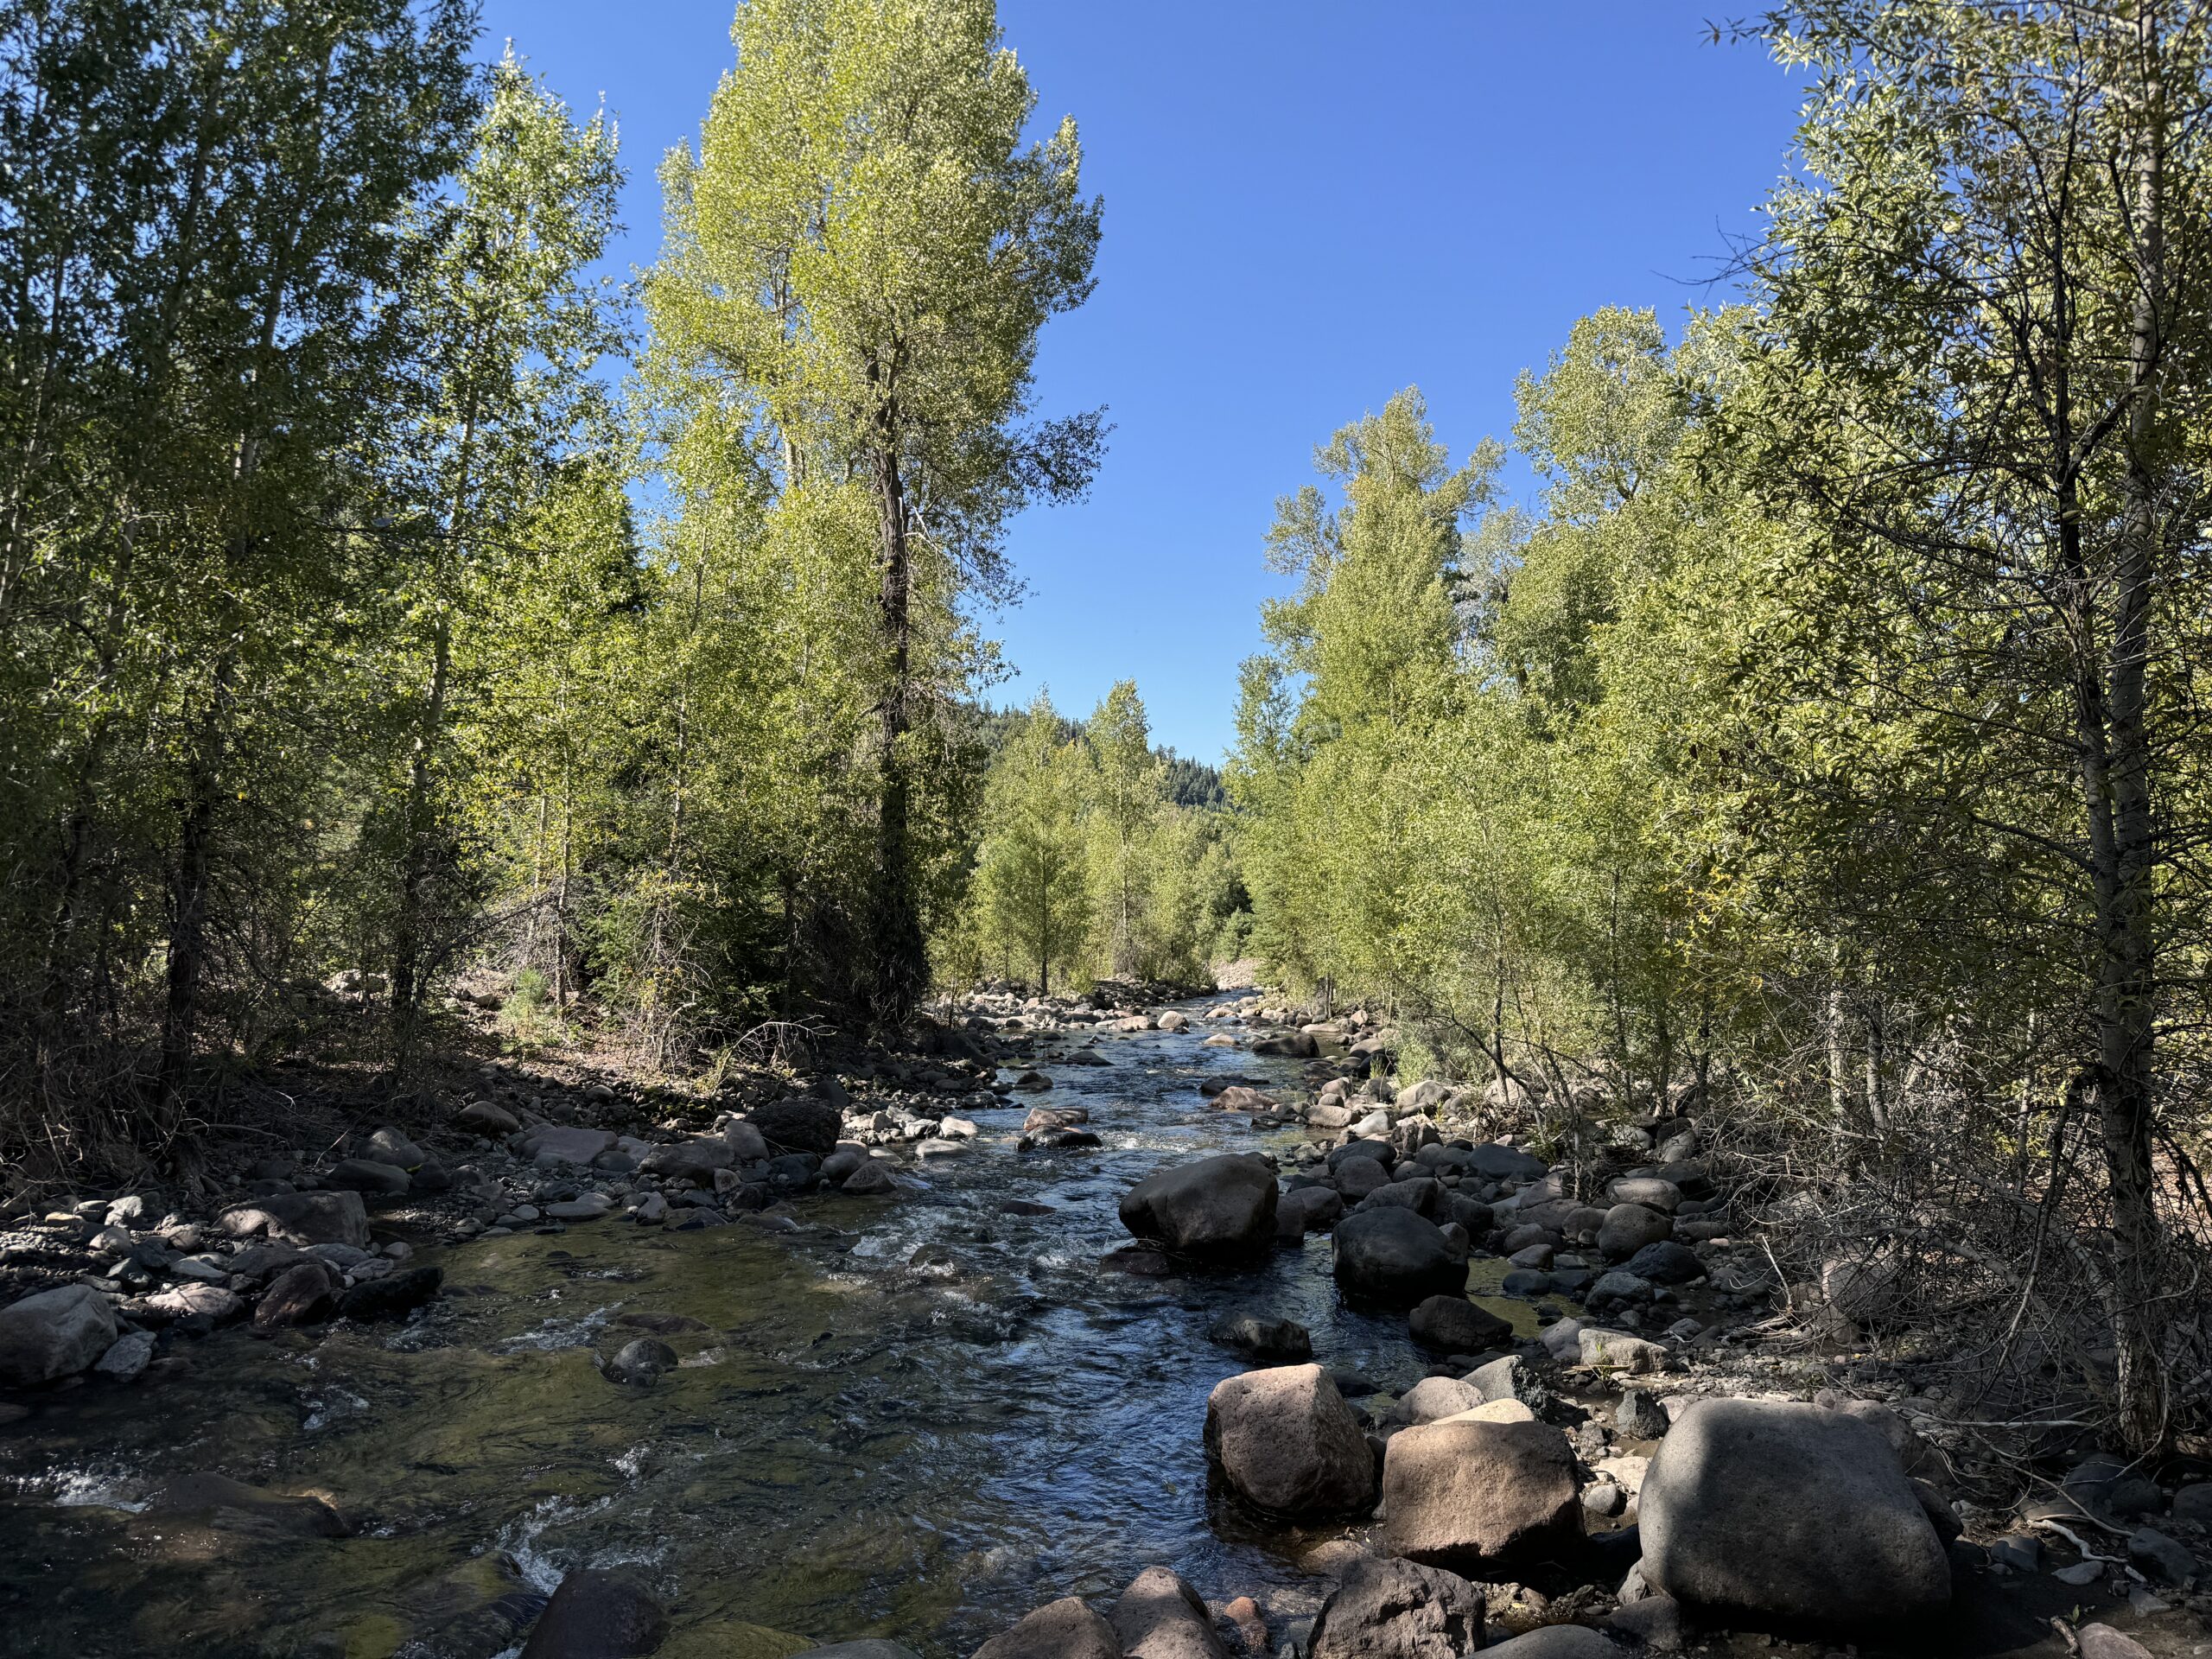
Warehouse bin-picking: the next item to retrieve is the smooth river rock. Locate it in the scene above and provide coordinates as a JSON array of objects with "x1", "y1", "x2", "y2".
[
  {"x1": 1109, "y1": 1567, "x2": 1226, "y2": 1659},
  {"x1": 1205, "y1": 1363, "x2": 1377, "y2": 1518},
  {"x1": 1640, "y1": 1397, "x2": 1950, "y2": 1628},
  {"x1": 0, "y1": 1284, "x2": 118, "y2": 1386},
  {"x1": 1119, "y1": 1154, "x2": 1278, "y2": 1256},
  {"x1": 519, "y1": 1567, "x2": 669, "y2": 1658},
  {"x1": 1332, "y1": 1207, "x2": 1465, "y2": 1305},
  {"x1": 971, "y1": 1597, "x2": 1120, "y2": 1659},
  {"x1": 1379, "y1": 1417, "x2": 1581, "y2": 1569}
]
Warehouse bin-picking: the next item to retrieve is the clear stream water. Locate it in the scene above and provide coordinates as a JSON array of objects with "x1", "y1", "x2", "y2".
[{"x1": 0, "y1": 1001, "x2": 1540, "y2": 1659}]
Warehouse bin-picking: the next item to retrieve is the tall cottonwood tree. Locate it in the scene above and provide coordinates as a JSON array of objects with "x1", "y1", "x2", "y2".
[
  {"x1": 1730, "y1": 0, "x2": 2212, "y2": 1452},
  {"x1": 384, "y1": 49, "x2": 624, "y2": 1058},
  {"x1": 646, "y1": 0, "x2": 1102, "y2": 1029},
  {"x1": 0, "y1": 0, "x2": 478, "y2": 1149}
]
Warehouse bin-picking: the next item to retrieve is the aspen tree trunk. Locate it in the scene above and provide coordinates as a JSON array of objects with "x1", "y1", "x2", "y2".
[
  {"x1": 158, "y1": 48, "x2": 324, "y2": 1109},
  {"x1": 391, "y1": 386, "x2": 480, "y2": 1066},
  {"x1": 2085, "y1": 2, "x2": 2170, "y2": 1452}
]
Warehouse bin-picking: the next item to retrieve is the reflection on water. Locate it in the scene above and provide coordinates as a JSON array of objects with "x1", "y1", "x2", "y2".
[{"x1": 0, "y1": 1003, "x2": 1529, "y2": 1659}]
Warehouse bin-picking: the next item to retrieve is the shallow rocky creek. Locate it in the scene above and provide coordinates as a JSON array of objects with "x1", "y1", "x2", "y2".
[
  {"x1": 0, "y1": 996, "x2": 2190, "y2": 1659},
  {"x1": 0, "y1": 1004, "x2": 1495, "y2": 1658}
]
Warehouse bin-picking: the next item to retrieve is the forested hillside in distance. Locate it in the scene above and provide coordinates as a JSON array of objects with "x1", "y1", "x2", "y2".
[{"x1": 941, "y1": 683, "x2": 1250, "y2": 994}]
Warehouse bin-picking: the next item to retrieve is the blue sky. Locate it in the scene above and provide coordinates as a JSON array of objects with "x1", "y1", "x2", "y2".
[{"x1": 479, "y1": 2, "x2": 1808, "y2": 764}]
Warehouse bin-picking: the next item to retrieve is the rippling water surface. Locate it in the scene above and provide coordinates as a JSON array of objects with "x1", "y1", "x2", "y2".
[{"x1": 0, "y1": 1001, "x2": 1532, "y2": 1659}]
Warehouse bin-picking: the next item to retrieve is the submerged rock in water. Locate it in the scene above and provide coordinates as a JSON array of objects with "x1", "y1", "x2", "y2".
[
  {"x1": 1209, "y1": 1313, "x2": 1313, "y2": 1364},
  {"x1": 0, "y1": 1284, "x2": 118, "y2": 1386},
  {"x1": 519, "y1": 1567, "x2": 669, "y2": 1658},
  {"x1": 93, "y1": 1329, "x2": 155, "y2": 1382},
  {"x1": 334, "y1": 1266, "x2": 442, "y2": 1323},
  {"x1": 1205, "y1": 1363, "x2": 1376, "y2": 1519},
  {"x1": 1307, "y1": 1554, "x2": 1484, "y2": 1659},
  {"x1": 971, "y1": 1596, "x2": 1119, "y2": 1659},
  {"x1": 604, "y1": 1337, "x2": 678, "y2": 1386},
  {"x1": 1640, "y1": 1397, "x2": 1949, "y2": 1628},
  {"x1": 1119, "y1": 1154, "x2": 1277, "y2": 1256},
  {"x1": 842, "y1": 1160, "x2": 899, "y2": 1195},
  {"x1": 148, "y1": 1471, "x2": 355, "y2": 1537}
]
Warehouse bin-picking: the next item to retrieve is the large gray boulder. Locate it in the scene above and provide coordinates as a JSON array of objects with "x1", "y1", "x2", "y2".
[
  {"x1": 1379, "y1": 1418, "x2": 1580, "y2": 1570},
  {"x1": 1468, "y1": 1143, "x2": 1549, "y2": 1182},
  {"x1": 0, "y1": 1285, "x2": 118, "y2": 1386},
  {"x1": 1205, "y1": 1363, "x2": 1377, "y2": 1518},
  {"x1": 1334, "y1": 1157, "x2": 1394, "y2": 1200},
  {"x1": 1597, "y1": 1203, "x2": 1672, "y2": 1260},
  {"x1": 1332, "y1": 1207, "x2": 1465, "y2": 1305},
  {"x1": 1408, "y1": 1294, "x2": 1512, "y2": 1354},
  {"x1": 1307, "y1": 1554, "x2": 1484, "y2": 1659},
  {"x1": 1641, "y1": 1397, "x2": 1950, "y2": 1627},
  {"x1": 639, "y1": 1136, "x2": 734, "y2": 1180},
  {"x1": 1109, "y1": 1567, "x2": 1225, "y2": 1659},
  {"x1": 518, "y1": 1567, "x2": 669, "y2": 1658},
  {"x1": 217, "y1": 1189, "x2": 368, "y2": 1249},
  {"x1": 751, "y1": 1095, "x2": 842, "y2": 1157},
  {"x1": 1120, "y1": 1154, "x2": 1277, "y2": 1256},
  {"x1": 972, "y1": 1598, "x2": 1120, "y2": 1659},
  {"x1": 1278, "y1": 1185, "x2": 1345, "y2": 1238}
]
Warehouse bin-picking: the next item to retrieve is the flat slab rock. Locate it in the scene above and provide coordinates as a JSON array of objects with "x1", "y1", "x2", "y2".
[
  {"x1": 1380, "y1": 1417, "x2": 1581, "y2": 1569},
  {"x1": 217, "y1": 1190, "x2": 368, "y2": 1249},
  {"x1": 518, "y1": 1126, "x2": 617, "y2": 1167}
]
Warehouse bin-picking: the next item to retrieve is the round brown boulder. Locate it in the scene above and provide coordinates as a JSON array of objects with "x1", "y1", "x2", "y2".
[
  {"x1": 972, "y1": 1597, "x2": 1119, "y2": 1659},
  {"x1": 1379, "y1": 1417, "x2": 1581, "y2": 1570},
  {"x1": 1205, "y1": 1362, "x2": 1377, "y2": 1519}
]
